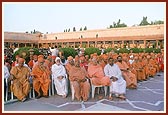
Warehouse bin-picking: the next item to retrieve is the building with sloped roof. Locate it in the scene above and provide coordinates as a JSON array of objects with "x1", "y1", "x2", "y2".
[{"x1": 4, "y1": 24, "x2": 164, "y2": 49}]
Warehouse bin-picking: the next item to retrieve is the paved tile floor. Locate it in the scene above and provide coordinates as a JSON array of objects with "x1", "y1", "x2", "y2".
[{"x1": 3, "y1": 72, "x2": 165, "y2": 112}]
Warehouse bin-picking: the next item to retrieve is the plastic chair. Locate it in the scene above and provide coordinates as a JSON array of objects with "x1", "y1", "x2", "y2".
[
  {"x1": 70, "y1": 81, "x2": 75, "y2": 101},
  {"x1": 70, "y1": 79, "x2": 90, "y2": 101},
  {"x1": 90, "y1": 80, "x2": 108, "y2": 98}
]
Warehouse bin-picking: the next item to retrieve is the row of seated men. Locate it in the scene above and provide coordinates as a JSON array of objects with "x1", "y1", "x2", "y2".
[{"x1": 4, "y1": 51, "x2": 164, "y2": 102}]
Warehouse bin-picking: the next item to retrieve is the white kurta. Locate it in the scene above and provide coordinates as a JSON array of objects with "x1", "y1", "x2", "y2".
[
  {"x1": 129, "y1": 59, "x2": 134, "y2": 65},
  {"x1": 51, "y1": 64, "x2": 68, "y2": 96},
  {"x1": 4, "y1": 65, "x2": 10, "y2": 79},
  {"x1": 104, "y1": 64, "x2": 126, "y2": 95}
]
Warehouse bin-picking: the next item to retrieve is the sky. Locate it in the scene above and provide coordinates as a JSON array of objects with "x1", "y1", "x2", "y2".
[{"x1": 3, "y1": 2, "x2": 165, "y2": 34}]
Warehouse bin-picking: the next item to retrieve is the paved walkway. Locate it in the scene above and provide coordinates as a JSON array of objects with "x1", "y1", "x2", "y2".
[{"x1": 3, "y1": 72, "x2": 165, "y2": 112}]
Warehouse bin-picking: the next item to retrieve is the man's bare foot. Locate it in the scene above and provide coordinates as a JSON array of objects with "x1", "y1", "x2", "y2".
[
  {"x1": 109, "y1": 96, "x2": 113, "y2": 100},
  {"x1": 62, "y1": 95, "x2": 67, "y2": 98},
  {"x1": 98, "y1": 96, "x2": 103, "y2": 100},
  {"x1": 119, "y1": 95, "x2": 126, "y2": 100}
]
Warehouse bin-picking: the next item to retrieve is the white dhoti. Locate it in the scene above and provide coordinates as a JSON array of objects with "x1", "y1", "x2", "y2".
[
  {"x1": 110, "y1": 78, "x2": 126, "y2": 95},
  {"x1": 53, "y1": 77, "x2": 68, "y2": 96},
  {"x1": 104, "y1": 64, "x2": 127, "y2": 95},
  {"x1": 51, "y1": 61, "x2": 68, "y2": 96}
]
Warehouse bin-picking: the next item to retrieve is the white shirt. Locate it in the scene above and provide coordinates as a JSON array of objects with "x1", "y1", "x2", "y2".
[
  {"x1": 51, "y1": 48, "x2": 59, "y2": 56},
  {"x1": 104, "y1": 64, "x2": 123, "y2": 81},
  {"x1": 129, "y1": 59, "x2": 134, "y2": 65},
  {"x1": 51, "y1": 64, "x2": 67, "y2": 79},
  {"x1": 4, "y1": 65, "x2": 10, "y2": 79}
]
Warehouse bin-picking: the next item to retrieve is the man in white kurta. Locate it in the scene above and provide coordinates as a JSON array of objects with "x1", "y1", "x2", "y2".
[
  {"x1": 104, "y1": 57, "x2": 126, "y2": 100},
  {"x1": 4, "y1": 65, "x2": 10, "y2": 79},
  {"x1": 51, "y1": 57, "x2": 68, "y2": 98},
  {"x1": 4, "y1": 64, "x2": 10, "y2": 99}
]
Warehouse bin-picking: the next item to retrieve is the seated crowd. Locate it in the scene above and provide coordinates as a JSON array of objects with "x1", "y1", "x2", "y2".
[{"x1": 4, "y1": 50, "x2": 164, "y2": 102}]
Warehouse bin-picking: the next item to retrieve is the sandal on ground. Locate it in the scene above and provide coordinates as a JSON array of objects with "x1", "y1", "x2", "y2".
[{"x1": 119, "y1": 95, "x2": 126, "y2": 100}]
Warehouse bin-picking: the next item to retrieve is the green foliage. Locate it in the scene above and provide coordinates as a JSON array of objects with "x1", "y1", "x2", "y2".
[
  {"x1": 60, "y1": 48, "x2": 78, "y2": 59},
  {"x1": 104, "y1": 48, "x2": 112, "y2": 53},
  {"x1": 84, "y1": 47, "x2": 101, "y2": 56},
  {"x1": 13, "y1": 47, "x2": 41, "y2": 63},
  {"x1": 139, "y1": 48, "x2": 144, "y2": 53},
  {"x1": 109, "y1": 25, "x2": 113, "y2": 28},
  {"x1": 119, "y1": 48, "x2": 130, "y2": 53},
  {"x1": 154, "y1": 48, "x2": 161, "y2": 53},
  {"x1": 109, "y1": 19, "x2": 127, "y2": 28},
  {"x1": 130, "y1": 48, "x2": 140, "y2": 53},
  {"x1": 84, "y1": 26, "x2": 87, "y2": 30},
  {"x1": 104, "y1": 48, "x2": 117, "y2": 54},
  {"x1": 104, "y1": 48, "x2": 161, "y2": 54},
  {"x1": 139, "y1": 16, "x2": 150, "y2": 26},
  {"x1": 151, "y1": 20, "x2": 164, "y2": 25},
  {"x1": 144, "y1": 48, "x2": 154, "y2": 53},
  {"x1": 144, "y1": 48, "x2": 161, "y2": 53},
  {"x1": 73, "y1": 27, "x2": 76, "y2": 32}
]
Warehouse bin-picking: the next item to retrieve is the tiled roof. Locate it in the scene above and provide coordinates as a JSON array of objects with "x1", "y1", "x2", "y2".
[
  {"x1": 4, "y1": 24, "x2": 164, "y2": 42},
  {"x1": 44, "y1": 24, "x2": 164, "y2": 40},
  {"x1": 4, "y1": 32, "x2": 39, "y2": 40}
]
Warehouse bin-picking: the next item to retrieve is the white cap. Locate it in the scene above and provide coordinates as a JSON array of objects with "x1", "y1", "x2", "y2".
[{"x1": 55, "y1": 57, "x2": 61, "y2": 62}]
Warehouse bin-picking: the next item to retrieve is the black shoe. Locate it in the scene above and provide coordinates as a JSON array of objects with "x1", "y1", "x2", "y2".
[{"x1": 36, "y1": 95, "x2": 42, "y2": 99}]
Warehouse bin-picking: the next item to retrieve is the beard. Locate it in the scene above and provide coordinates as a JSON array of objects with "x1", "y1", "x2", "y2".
[{"x1": 118, "y1": 60, "x2": 122, "y2": 62}]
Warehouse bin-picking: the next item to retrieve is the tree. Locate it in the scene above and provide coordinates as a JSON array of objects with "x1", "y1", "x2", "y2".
[
  {"x1": 116, "y1": 19, "x2": 127, "y2": 28},
  {"x1": 117, "y1": 19, "x2": 121, "y2": 26},
  {"x1": 150, "y1": 21, "x2": 154, "y2": 25},
  {"x1": 33, "y1": 29, "x2": 36, "y2": 34},
  {"x1": 84, "y1": 47, "x2": 101, "y2": 57},
  {"x1": 109, "y1": 25, "x2": 113, "y2": 28},
  {"x1": 139, "y1": 16, "x2": 150, "y2": 26},
  {"x1": 119, "y1": 23, "x2": 127, "y2": 27},
  {"x1": 60, "y1": 48, "x2": 78, "y2": 59},
  {"x1": 151, "y1": 20, "x2": 164, "y2": 25},
  {"x1": 96, "y1": 34, "x2": 98, "y2": 38},
  {"x1": 13, "y1": 47, "x2": 41, "y2": 63},
  {"x1": 73, "y1": 27, "x2": 76, "y2": 32},
  {"x1": 108, "y1": 19, "x2": 127, "y2": 28},
  {"x1": 154, "y1": 20, "x2": 164, "y2": 24},
  {"x1": 113, "y1": 22, "x2": 116, "y2": 28},
  {"x1": 84, "y1": 26, "x2": 87, "y2": 30}
]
